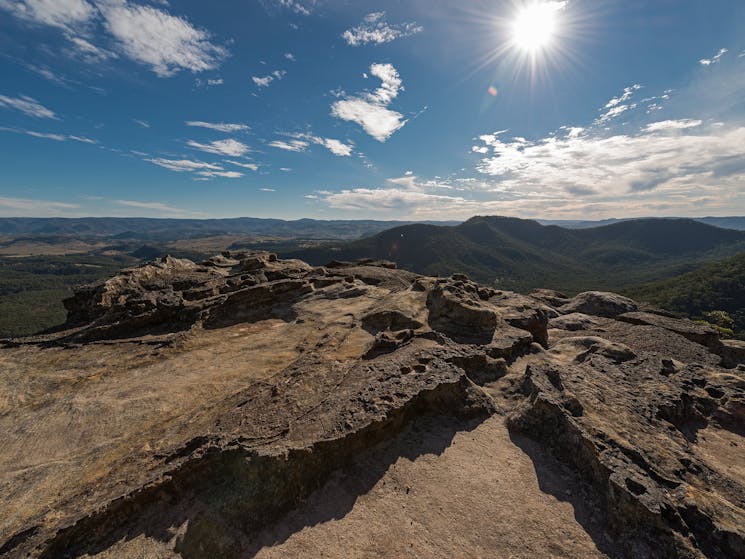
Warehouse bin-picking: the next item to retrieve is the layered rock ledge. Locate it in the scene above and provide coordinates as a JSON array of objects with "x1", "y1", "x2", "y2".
[{"x1": 0, "y1": 253, "x2": 743, "y2": 558}]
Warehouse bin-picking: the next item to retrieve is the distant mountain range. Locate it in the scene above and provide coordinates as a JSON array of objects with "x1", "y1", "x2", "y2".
[
  {"x1": 285, "y1": 216, "x2": 745, "y2": 293},
  {"x1": 538, "y1": 216, "x2": 745, "y2": 231},
  {"x1": 0, "y1": 215, "x2": 743, "y2": 240},
  {"x1": 0, "y1": 217, "x2": 459, "y2": 241}
]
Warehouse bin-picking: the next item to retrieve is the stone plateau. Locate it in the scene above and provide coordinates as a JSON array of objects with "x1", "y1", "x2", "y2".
[{"x1": 0, "y1": 253, "x2": 743, "y2": 558}]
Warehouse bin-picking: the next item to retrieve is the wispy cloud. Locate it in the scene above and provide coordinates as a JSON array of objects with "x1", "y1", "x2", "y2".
[
  {"x1": 66, "y1": 35, "x2": 116, "y2": 63},
  {"x1": 187, "y1": 138, "x2": 250, "y2": 157},
  {"x1": 0, "y1": 0, "x2": 94, "y2": 31},
  {"x1": 342, "y1": 11, "x2": 422, "y2": 46},
  {"x1": 313, "y1": 137, "x2": 353, "y2": 156},
  {"x1": 195, "y1": 170, "x2": 243, "y2": 179},
  {"x1": 643, "y1": 119, "x2": 702, "y2": 133},
  {"x1": 0, "y1": 125, "x2": 95, "y2": 143},
  {"x1": 0, "y1": 196, "x2": 81, "y2": 217},
  {"x1": 24, "y1": 64, "x2": 71, "y2": 86},
  {"x1": 146, "y1": 156, "x2": 243, "y2": 180},
  {"x1": 185, "y1": 120, "x2": 250, "y2": 133},
  {"x1": 146, "y1": 158, "x2": 222, "y2": 172},
  {"x1": 700, "y1": 48, "x2": 728, "y2": 66},
  {"x1": 595, "y1": 84, "x2": 641, "y2": 125},
  {"x1": 267, "y1": 139, "x2": 309, "y2": 152},
  {"x1": 252, "y1": 69, "x2": 286, "y2": 87},
  {"x1": 114, "y1": 199, "x2": 199, "y2": 215},
  {"x1": 260, "y1": 0, "x2": 316, "y2": 16},
  {"x1": 305, "y1": 134, "x2": 353, "y2": 156},
  {"x1": 284, "y1": 52, "x2": 296, "y2": 61},
  {"x1": 133, "y1": 118, "x2": 150, "y2": 128},
  {"x1": 331, "y1": 63, "x2": 406, "y2": 141},
  {"x1": 260, "y1": 187, "x2": 276, "y2": 192},
  {"x1": 0, "y1": 94, "x2": 58, "y2": 119},
  {"x1": 225, "y1": 160, "x2": 259, "y2": 171}
]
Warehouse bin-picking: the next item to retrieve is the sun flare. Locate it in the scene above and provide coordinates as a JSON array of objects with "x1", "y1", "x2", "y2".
[{"x1": 512, "y1": 1, "x2": 564, "y2": 53}]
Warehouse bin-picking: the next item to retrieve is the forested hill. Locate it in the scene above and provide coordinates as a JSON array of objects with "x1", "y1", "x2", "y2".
[
  {"x1": 286, "y1": 216, "x2": 745, "y2": 293},
  {"x1": 626, "y1": 251, "x2": 745, "y2": 339}
]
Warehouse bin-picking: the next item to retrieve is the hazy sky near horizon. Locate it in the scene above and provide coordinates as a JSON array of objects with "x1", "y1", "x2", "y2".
[{"x1": 1, "y1": 0, "x2": 744, "y2": 220}]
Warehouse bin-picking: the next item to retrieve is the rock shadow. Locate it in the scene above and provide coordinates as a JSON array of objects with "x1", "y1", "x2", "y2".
[
  {"x1": 37, "y1": 414, "x2": 481, "y2": 559},
  {"x1": 242, "y1": 414, "x2": 480, "y2": 558},
  {"x1": 507, "y1": 428, "x2": 625, "y2": 559}
]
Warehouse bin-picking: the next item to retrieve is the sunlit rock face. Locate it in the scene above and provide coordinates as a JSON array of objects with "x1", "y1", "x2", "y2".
[{"x1": 0, "y1": 252, "x2": 743, "y2": 559}]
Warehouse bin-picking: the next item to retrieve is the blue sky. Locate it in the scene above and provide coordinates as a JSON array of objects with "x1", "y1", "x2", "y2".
[{"x1": 1, "y1": 0, "x2": 744, "y2": 220}]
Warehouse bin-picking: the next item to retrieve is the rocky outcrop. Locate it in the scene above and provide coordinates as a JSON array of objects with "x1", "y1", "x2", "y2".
[
  {"x1": 560, "y1": 291, "x2": 639, "y2": 318},
  {"x1": 718, "y1": 339, "x2": 745, "y2": 369},
  {"x1": 0, "y1": 253, "x2": 742, "y2": 559}
]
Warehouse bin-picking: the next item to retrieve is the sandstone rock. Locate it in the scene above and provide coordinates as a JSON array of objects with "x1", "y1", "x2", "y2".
[
  {"x1": 0, "y1": 253, "x2": 740, "y2": 559},
  {"x1": 529, "y1": 288, "x2": 570, "y2": 308},
  {"x1": 549, "y1": 335, "x2": 637, "y2": 364},
  {"x1": 549, "y1": 312, "x2": 603, "y2": 332},
  {"x1": 560, "y1": 291, "x2": 639, "y2": 318},
  {"x1": 617, "y1": 311, "x2": 722, "y2": 352},
  {"x1": 720, "y1": 339, "x2": 745, "y2": 369},
  {"x1": 426, "y1": 280, "x2": 498, "y2": 344}
]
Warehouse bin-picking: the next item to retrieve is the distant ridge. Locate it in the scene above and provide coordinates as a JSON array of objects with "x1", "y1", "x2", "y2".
[
  {"x1": 0, "y1": 217, "x2": 460, "y2": 241},
  {"x1": 1, "y1": 215, "x2": 743, "y2": 238},
  {"x1": 286, "y1": 216, "x2": 745, "y2": 293},
  {"x1": 538, "y1": 216, "x2": 745, "y2": 231}
]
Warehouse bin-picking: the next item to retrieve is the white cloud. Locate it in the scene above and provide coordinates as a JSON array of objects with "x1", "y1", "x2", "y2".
[
  {"x1": 321, "y1": 187, "x2": 470, "y2": 217},
  {"x1": 595, "y1": 84, "x2": 641, "y2": 124},
  {"x1": 0, "y1": 94, "x2": 58, "y2": 119},
  {"x1": 252, "y1": 69, "x2": 286, "y2": 87},
  {"x1": 331, "y1": 63, "x2": 407, "y2": 141},
  {"x1": 67, "y1": 134, "x2": 96, "y2": 143},
  {"x1": 268, "y1": 139, "x2": 309, "y2": 152},
  {"x1": 133, "y1": 118, "x2": 150, "y2": 128},
  {"x1": 226, "y1": 160, "x2": 259, "y2": 171},
  {"x1": 145, "y1": 156, "x2": 244, "y2": 180},
  {"x1": 284, "y1": 52, "x2": 295, "y2": 61},
  {"x1": 147, "y1": 158, "x2": 222, "y2": 172},
  {"x1": 195, "y1": 170, "x2": 243, "y2": 179},
  {"x1": 185, "y1": 120, "x2": 250, "y2": 133},
  {"x1": 342, "y1": 11, "x2": 422, "y2": 46},
  {"x1": 2, "y1": 0, "x2": 226, "y2": 76},
  {"x1": 700, "y1": 48, "x2": 728, "y2": 66},
  {"x1": 643, "y1": 119, "x2": 702, "y2": 133},
  {"x1": 472, "y1": 122, "x2": 745, "y2": 200},
  {"x1": 208, "y1": 78, "x2": 223, "y2": 85},
  {"x1": 187, "y1": 138, "x2": 250, "y2": 157},
  {"x1": 98, "y1": 1, "x2": 227, "y2": 77},
  {"x1": 0, "y1": 0, "x2": 94, "y2": 30},
  {"x1": 285, "y1": 132, "x2": 354, "y2": 156},
  {"x1": 314, "y1": 137, "x2": 353, "y2": 156},
  {"x1": 260, "y1": 187, "x2": 276, "y2": 192},
  {"x1": 24, "y1": 131, "x2": 67, "y2": 141}
]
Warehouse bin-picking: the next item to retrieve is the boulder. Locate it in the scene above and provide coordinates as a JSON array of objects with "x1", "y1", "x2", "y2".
[{"x1": 560, "y1": 291, "x2": 638, "y2": 318}]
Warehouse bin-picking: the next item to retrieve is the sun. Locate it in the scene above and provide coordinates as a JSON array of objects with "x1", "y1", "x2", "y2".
[{"x1": 512, "y1": 2, "x2": 564, "y2": 53}]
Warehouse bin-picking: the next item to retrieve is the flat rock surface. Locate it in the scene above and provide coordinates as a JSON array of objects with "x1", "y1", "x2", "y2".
[{"x1": 0, "y1": 253, "x2": 742, "y2": 559}]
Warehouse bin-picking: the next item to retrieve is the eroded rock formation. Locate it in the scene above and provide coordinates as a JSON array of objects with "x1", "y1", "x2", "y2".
[{"x1": 0, "y1": 253, "x2": 742, "y2": 558}]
